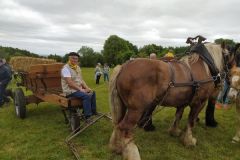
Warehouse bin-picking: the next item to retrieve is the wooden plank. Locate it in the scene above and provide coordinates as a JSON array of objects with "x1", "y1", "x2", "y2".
[
  {"x1": 29, "y1": 63, "x2": 64, "y2": 74},
  {"x1": 34, "y1": 92, "x2": 82, "y2": 108},
  {"x1": 26, "y1": 95, "x2": 43, "y2": 104},
  {"x1": 25, "y1": 74, "x2": 62, "y2": 91},
  {"x1": 28, "y1": 72, "x2": 61, "y2": 79}
]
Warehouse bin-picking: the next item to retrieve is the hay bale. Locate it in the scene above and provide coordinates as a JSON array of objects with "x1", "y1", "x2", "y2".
[{"x1": 9, "y1": 56, "x2": 56, "y2": 72}]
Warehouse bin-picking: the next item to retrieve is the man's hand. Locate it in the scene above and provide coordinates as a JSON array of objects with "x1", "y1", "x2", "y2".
[
  {"x1": 85, "y1": 88, "x2": 92, "y2": 93},
  {"x1": 79, "y1": 88, "x2": 87, "y2": 93}
]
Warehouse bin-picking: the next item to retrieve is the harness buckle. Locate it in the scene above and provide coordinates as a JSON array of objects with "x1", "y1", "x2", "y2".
[
  {"x1": 169, "y1": 81, "x2": 174, "y2": 88},
  {"x1": 193, "y1": 81, "x2": 200, "y2": 89}
]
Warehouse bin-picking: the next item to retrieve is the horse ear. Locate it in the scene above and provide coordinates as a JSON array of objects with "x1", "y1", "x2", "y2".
[{"x1": 221, "y1": 41, "x2": 226, "y2": 49}]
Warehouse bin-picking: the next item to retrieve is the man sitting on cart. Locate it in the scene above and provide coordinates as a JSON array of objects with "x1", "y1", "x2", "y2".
[{"x1": 61, "y1": 52, "x2": 97, "y2": 120}]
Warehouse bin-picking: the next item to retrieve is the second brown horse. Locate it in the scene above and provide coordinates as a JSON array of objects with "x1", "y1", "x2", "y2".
[{"x1": 109, "y1": 43, "x2": 236, "y2": 160}]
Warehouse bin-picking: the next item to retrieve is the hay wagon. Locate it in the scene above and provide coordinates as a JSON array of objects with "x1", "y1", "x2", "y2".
[
  {"x1": 10, "y1": 57, "x2": 111, "y2": 159},
  {"x1": 13, "y1": 63, "x2": 83, "y2": 131}
]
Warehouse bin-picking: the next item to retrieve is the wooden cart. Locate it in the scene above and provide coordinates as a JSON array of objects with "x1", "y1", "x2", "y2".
[{"x1": 13, "y1": 63, "x2": 83, "y2": 131}]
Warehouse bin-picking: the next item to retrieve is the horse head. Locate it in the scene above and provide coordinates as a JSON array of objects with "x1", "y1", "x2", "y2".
[
  {"x1": 222, "y1": 43, "x2": 240, "y2": 69},
  {"x1": 227, "y1": 43, "x2": 240, "y2": 99}
]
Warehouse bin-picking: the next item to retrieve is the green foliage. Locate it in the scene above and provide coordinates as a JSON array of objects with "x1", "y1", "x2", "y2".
[
  {"x1": 47, "y1": 54, "x2": 62, "y2": 62},
  {"x1": 139, "y1": 44, "x2": 163, "y2": 57},
  {"x1": 103, "y1": 35, "x2": 137, "y2": 65},
  {"x1": 0, "y1": 46, "x2": 40, "y2": 61},
  {"x1": 174, "y1": 46, "x2": 189, "y2": 58},
  {"x1": 77, "y1": 46, "x2": 104, "y2": 67},
  {"x1": 214, "y1": 38, "x2": 236, "y2": 47},
  {"x1": 62, "y1": 54, "x2": 69, "y2": 63}
]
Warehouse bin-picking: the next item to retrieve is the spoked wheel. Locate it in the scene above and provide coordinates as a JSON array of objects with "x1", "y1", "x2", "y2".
[
  {"x1": 14, "y1": 88, "x2": 26, "y2": 119},
  {"x1": 69, "y1": 108, "x2": 80, "y2": 132}
]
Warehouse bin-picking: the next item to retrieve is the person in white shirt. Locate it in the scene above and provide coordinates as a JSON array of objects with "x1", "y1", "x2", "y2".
[{"x1": 61, "y1": 52, "x2": 97, "y2": 119}]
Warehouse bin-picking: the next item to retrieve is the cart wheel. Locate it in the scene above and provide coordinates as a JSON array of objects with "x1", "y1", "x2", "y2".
[
  {"x1": 69, "y1": 110, "x2": 80, "y2": 132},
  {"x1": 14, "y1": 88, "x2": 26, "y2": 119}
]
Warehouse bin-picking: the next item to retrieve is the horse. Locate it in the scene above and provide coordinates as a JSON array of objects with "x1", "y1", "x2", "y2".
[
  {"x1": 227, "y1": 48, "x2": 240, "y2": 143},
  {"x1": 109, "y1": 42, "x2": 239, "y2": 160},
  {"x1": 228, "y1": 66, "x2": 240, "y2": 143}
]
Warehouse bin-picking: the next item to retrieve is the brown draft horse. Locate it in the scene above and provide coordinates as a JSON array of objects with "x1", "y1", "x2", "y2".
[
  {"x1": 227, "y1": 44, "x2": 240, "y2": 143},
  {"x1": 109, "y1": 43, "x2": 236, "y2": 160},
  {"x1": 228, "y1": 66, "x2": 240, "y2": 143}
]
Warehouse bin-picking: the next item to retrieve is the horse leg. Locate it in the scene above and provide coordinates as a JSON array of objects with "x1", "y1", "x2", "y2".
[
  {"x1": 138, "y1": 104, "x2": 157, "y2": 131},
  {"x1": 109, "y1": 127, "x2": 124, "y2": 154},
  {"x1": 118, "y1": 109, "x2": 143, "y2": 160},
  {"x1": 181, "y1": 101, "x2": 206, "y2": 146},
  {"x1": 168, "y1": 106, "x2": 185, "y2": 137},
  {"x1": 233, "y1": 95, "x2": 240, "y2": 143},
  {"x1": 205, "y1": 97, "x2": 218, "y2": 127}
]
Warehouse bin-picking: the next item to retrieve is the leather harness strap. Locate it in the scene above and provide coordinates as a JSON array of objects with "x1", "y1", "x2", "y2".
[{"x1": 165, "y1": 60, "x2": 216, "y2": 103}]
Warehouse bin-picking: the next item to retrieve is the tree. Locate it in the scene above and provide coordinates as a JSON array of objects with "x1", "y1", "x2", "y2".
[
  {"x1": 103, "y1": 35, "x2": 136, "y2": 65},
  {"x1": 48, "y1": 54, "x2": 62, "y2": 62},
  {"x1": 62, "y1": 54, "x2": 69, "y2": 63},
  {"x1": 173, "y1": 46, "x2": 189, "y2": 58},
  {"x1": 139, "y1": 44, "x2": 163, "y2": 57},
  {"x1": 214, "y1": 38, "x2": 236, "y2": 47},
  {"x1": 77, "y1": 46, "x2": 103, "y2": 67},
  {"x1": 0, "y1": 46, "x2": 40, "y2": 61}
]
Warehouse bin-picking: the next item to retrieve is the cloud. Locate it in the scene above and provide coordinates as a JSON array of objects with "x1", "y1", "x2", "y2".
[{"x1": 0, "y1": 0, "x2": 239, "y2": 55}]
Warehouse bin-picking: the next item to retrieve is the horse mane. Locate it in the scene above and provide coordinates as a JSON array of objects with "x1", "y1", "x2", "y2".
[{"x1": 180, "y1": 43, "x2": 224, "y2": 74}]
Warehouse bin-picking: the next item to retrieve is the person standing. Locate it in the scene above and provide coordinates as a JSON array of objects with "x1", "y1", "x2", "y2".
[
  {"x1": 103, "y1": 63, "x2": 110, "y2": 82},
  {"x1": 0, "y1": 58, "x2": 12, "y2": 107},
  {"x1": 149, "y1": 53, "x2": 157, "y2": 60},
  {"x1": 95, "y1": 63, "x2": 102, "y2": 84},
  {"x1": 164, "y1": 49, "x2": 175, "y2": 58},
  {"x1": 61, "y1": 52, "x2": 97, "y2": 119},
  {"x1": 215, "y1": 80, "x2": 230, "y2": 109}
]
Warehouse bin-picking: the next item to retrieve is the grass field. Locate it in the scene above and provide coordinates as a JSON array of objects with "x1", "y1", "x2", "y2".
[{"x1": 0, "y1": 68, "x2": 240, "y2": 160}]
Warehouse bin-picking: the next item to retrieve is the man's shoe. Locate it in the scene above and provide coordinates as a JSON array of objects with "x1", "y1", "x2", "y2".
[
  {"x1": 85, "y1": 118, "x2": 93, "y2": 124},
  {"x1": 92, "y1": 112, "x2": 100, "y2": 116}
]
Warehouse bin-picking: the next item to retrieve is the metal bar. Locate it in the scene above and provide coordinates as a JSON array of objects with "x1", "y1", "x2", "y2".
[{"x1": 65, "y1": 113, "x2": 112, "y2": 160}]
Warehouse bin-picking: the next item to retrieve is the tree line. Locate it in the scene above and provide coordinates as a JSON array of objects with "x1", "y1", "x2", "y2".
[{"x1": 0, "y1": 35, "x2": 237, "y2": 67}]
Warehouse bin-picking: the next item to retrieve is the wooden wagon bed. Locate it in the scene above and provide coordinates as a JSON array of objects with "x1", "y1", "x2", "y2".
[{"x1": 14, "y1": 63, "x2": 83, "y2": 131}]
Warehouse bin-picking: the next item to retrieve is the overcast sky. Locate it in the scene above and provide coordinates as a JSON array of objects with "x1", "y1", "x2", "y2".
[{"x1": 0, "y1": 0, "x2": 239, "y2": 56}]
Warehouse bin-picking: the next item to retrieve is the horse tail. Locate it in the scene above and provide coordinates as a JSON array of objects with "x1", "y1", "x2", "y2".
[{"x1": 109, "y1": 65, "x2": 125, "y2": 125}]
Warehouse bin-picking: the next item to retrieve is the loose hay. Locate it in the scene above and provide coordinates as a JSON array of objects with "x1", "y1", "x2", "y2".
[{"x1": 9, "y1": 56, "x2": 56, "y2": 72}]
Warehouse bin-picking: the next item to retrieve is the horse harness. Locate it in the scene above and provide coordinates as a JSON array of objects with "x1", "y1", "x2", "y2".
[{"x1": 153, "y1": 44, "x2": 230, "y2": 106}]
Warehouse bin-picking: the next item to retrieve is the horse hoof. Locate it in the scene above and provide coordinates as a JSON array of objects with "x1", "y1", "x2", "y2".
[
  {"x1": 232, "y1": 136, "x2": 240, "y2": 143},
  {"x1": 206, "y1": 120, "x2": 218, "y2": 127},
  {"x1": 109, "y1": 144, "x2": 122, "y2": 154},
  {"x1": 181, "y1": 134, "x2": 197, "y2": 147},
  {"x1": 185, "y1": 137, "x2": 197, "y2": 146},
  {"x1": 168, "y1": 128, "x2": 182, "y2": 137},
  {"x1": 144, "y1": 124, "x2": 155, "y2": 132}
]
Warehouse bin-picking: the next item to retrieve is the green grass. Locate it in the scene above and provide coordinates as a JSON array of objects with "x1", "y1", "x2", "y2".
[{"x1": 1, "y1": 68, "x2": 240, "y2": 160}]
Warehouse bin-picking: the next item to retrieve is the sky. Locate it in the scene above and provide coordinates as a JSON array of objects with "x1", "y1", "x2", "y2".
[{"x1": 0, "y1": 0, "x2": 239, "y2": 56}]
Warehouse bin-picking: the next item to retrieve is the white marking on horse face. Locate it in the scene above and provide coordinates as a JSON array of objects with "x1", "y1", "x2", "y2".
[
  {"x1": 231, "y1": 75, "x2": 240, "y2": 87},
  {"x1": 228, "y1": 88, "x2": 238, "y2": 99}
]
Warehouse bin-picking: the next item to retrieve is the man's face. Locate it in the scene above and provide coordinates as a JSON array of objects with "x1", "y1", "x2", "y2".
[{"x1": 69, "y1": 56, "x2": 79, "y2": 65}]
